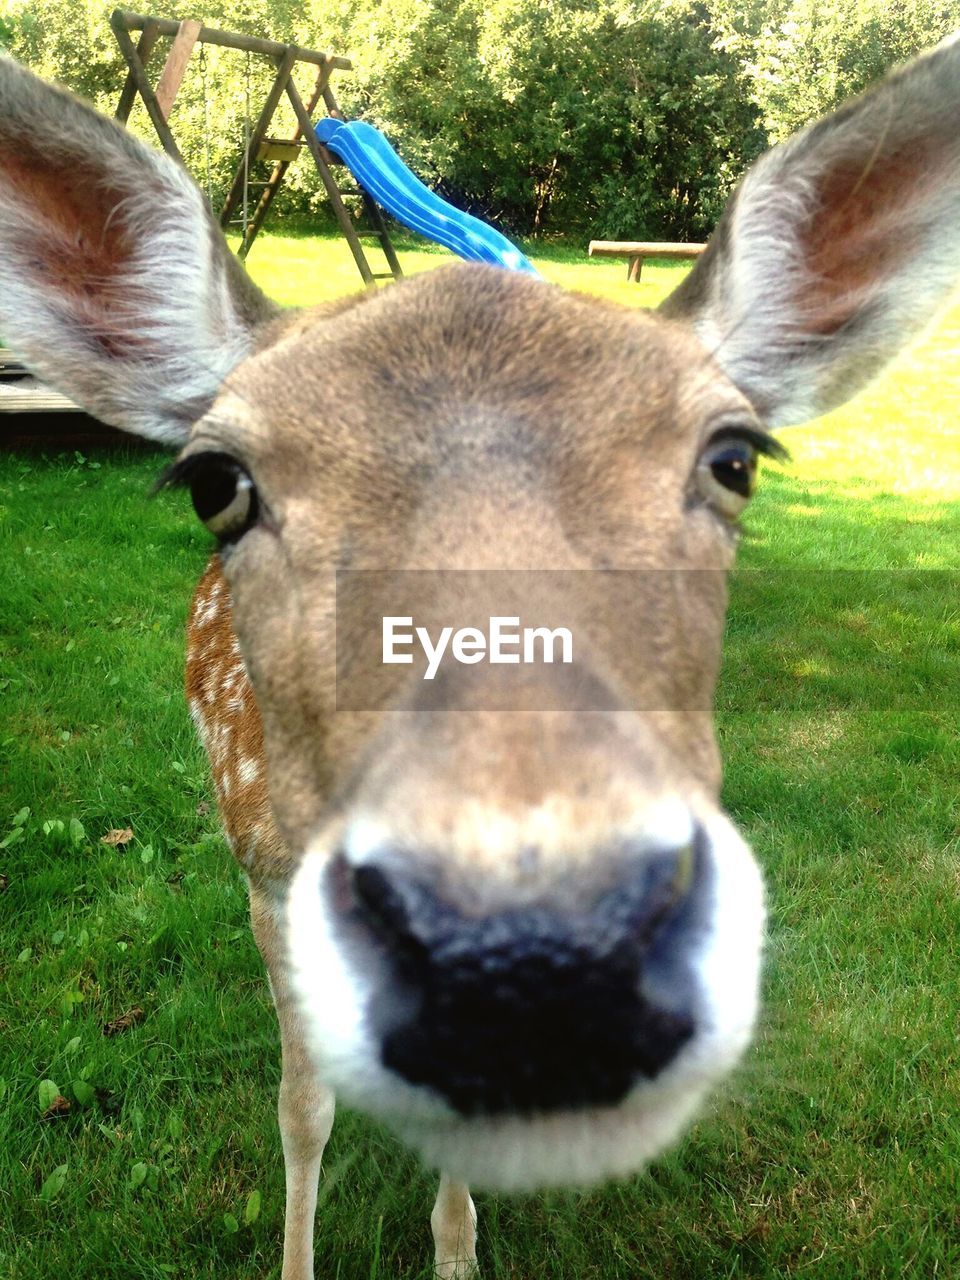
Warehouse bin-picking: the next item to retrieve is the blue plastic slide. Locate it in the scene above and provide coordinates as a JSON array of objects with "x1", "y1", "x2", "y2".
[{"x1": 315, "y1": 118, "x2": 539, "y2": 277}]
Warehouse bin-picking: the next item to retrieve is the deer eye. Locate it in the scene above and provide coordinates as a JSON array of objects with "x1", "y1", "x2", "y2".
[
  {"x1": 190, "y1": 455, "x2": 259, "y2": 541},
  {"x1": 695, "y1": 427, "x2": 786, "y2": 521},
  {"x1": 158, "y1": 451, "x2": 260, "y2": 544}
]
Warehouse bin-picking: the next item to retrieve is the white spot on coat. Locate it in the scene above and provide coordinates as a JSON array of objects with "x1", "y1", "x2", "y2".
[{"x1": 238, "y1": 756, "x2": 261, "y2": 785}]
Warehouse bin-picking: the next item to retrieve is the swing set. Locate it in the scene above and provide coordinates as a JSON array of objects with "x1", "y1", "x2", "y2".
[
  {"x1": 109, "y1": 8, "x2": 402, "y2": 286},
  {"x1": 2, "y1": 7, "x2": 534, "y2": 434}
]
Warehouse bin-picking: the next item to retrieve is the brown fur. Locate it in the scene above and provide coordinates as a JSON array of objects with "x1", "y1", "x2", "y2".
[
  {"x1": 195, "y1": 269, "x2": 747, "y2": 878},
  {"x1": 5, "y1": 35, "x2": 960, "y2": 1280}
]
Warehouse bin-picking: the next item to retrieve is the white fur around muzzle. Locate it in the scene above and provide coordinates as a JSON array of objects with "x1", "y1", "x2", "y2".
[{"x1": 286, "y1": 809, "x2": 763, "y2": 1191}]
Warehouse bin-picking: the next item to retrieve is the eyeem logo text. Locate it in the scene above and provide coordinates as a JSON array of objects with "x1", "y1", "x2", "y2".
[{"x1": 383, "y1": 616, "x2": 574, "y2": 680}]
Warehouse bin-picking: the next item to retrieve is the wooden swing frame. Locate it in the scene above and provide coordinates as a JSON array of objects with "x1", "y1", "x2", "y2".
[{"x1": 109, "y1": 8, "x2": 402, "y2": 285}]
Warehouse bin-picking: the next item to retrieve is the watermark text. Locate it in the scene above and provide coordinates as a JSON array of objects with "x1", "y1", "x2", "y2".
[{"x1": 383, "y1": 615, "x2": 574, "y2": 680}]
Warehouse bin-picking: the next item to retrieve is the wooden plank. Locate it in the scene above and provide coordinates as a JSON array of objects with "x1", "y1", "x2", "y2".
[
  {"x1": 256, "y1": 138, "x2": 302, "y2": 164},
  {"x1": 0, "y1": 413, "x2": 154, "y2": 448},
  {"x1": 588, "y1": 241, "x2": 706, "y2": 282},
  {"x1": 0, "y1": 349, "x2": 26, "y2": 376},
  {"x1": 0, "y1": 379, "x2": 80, "y2": 414},
  {"x1": 154, "y1": 18, "x2": 202, "y2": 121}
]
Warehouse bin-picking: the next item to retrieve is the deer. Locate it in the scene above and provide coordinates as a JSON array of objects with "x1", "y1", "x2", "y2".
[{"x1": 2, "y1": 33, "x2": 959, "y2": 1279}]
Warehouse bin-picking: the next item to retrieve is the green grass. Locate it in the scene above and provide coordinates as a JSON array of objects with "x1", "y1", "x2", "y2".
[{"x1": 2, "y1": 229, "x2": 960, "y2": 1278}]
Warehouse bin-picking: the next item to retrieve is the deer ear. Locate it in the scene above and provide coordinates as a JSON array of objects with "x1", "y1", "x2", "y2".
[
  {"x1": 0, "y1": 54, "x2": 278, "y2": 446},
  {"x1": 661, "y1": 33, "x2": 960, "y2": 428}
]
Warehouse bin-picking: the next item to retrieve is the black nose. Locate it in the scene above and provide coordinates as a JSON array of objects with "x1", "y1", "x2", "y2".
[{"x1": 339, "y1": 837, "x2": 706, "y2": 1117}]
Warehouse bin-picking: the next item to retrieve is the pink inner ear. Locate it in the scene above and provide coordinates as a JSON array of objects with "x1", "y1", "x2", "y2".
[
  {"x1": 797, "y1": 139, "x2": 935, "y2": 334},
  {"x1": 5, "y1": 138, "x2": 142, "y2": 337}
]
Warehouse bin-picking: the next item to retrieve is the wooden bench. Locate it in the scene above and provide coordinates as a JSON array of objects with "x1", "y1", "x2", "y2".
[{"x1": 588, "y1": 240, "x2": 707, "y2": 282}]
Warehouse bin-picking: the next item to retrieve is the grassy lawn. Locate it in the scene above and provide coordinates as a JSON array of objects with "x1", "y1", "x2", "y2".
[{"x1": 2, "y1": 228, "x2": 960, "y2": 1278}]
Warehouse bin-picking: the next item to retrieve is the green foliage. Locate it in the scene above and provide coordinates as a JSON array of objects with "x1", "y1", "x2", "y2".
[
  {"x1": 0, "y1": 0, "x2": 763, "y2": 237},
  {"x1": 2, "y1": 0, "x2": 958, "y2": 237},
  {"x1": 712, "y1": 0, "x2": 960, "y2": 142},
  {"x1": 321, "y1": 0, "x2": 764, "y2": 238}
]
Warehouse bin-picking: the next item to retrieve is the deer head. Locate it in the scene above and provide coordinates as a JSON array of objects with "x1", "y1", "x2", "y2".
[{"x1": 2, "y1": 35, "x2": 959, "y2": 1270}]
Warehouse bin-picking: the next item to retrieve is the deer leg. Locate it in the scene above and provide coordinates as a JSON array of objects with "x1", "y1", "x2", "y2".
[
  {"x1": 431, "y1": 1172, "x2": 478, "y2": 1278},
  {"x1": 278, "y1": 1042, "x2": 334, "y2": 1280},
  {"x1": 250, "y1": 886, "x2": 335, "y2": 1280}
]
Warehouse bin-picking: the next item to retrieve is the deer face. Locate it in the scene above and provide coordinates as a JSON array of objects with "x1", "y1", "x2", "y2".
[
  {"x1": 173, "y1": 265, "x2": 766, "y2": 1187},
  {"x1": 3, "y1": 33, "x2": 960, "y2": 1198}
]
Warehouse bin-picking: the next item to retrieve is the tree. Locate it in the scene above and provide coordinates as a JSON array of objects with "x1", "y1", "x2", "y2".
[
  {"x1": 711, "y1": 0, "x2": 960, "y2": 142},
  {"x1": 12, "y1": 0, "x2": 950, "y2": 240},
  {"x1": 319, "y1": 0, "x2": 765, "y2": 237}
]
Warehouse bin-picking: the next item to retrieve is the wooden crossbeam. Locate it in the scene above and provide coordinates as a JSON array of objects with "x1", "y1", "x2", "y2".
[{"x1": 111, "y1": 9, "x2": 351, "y2": 70}]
